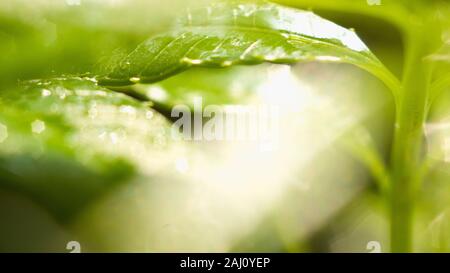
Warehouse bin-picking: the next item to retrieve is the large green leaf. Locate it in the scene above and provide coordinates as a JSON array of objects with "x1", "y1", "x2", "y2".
[
  {"x1": 0, "y1": 78, "x2": 177, "y2": 220},
  {"x1": 97, "y1": 1, "x2": 398, "y2": 94}
]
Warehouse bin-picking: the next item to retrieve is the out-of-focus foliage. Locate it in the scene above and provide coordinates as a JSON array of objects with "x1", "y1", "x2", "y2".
[
  {"x1": 0, "y1": 0, "x2": 209, "y2": 88},
  {"x1": 0, "y1": 0, "x2": 400, "y2": 253},
  {"x1": 0, "y1": 0, "x2": 450, "y2": 253},
  {"x1": 0, "y1": 78, "x2": 178, "y2": 220}
]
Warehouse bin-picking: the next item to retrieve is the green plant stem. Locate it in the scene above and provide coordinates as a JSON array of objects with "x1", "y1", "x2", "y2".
[{"x1": 390, "y1": 30, "x2": 432, "y2": 253}]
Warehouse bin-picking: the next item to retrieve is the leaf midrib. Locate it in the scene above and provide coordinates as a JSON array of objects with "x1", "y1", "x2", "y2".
[{"x1": 177, "y1": 25, "x2": 374, "y2": 57}]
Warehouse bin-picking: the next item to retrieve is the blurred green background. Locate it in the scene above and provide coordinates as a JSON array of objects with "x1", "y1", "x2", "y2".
[{"x1": 0, "y1": 0, "x2": 450, "y2": 253}]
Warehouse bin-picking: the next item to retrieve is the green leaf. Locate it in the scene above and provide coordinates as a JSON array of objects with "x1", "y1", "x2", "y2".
[
  {"x1": 97, "y1": 1, "x2": 399, "y2": 96},
  {"x1": 0, "y1": 78, "x2": 176, "y2": 220}
]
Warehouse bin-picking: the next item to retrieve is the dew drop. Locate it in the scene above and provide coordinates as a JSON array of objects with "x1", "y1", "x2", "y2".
[
  {"x1": 119, "y1": 105, "x2": 136, "y2": 115},
  {"x1": 31, "y1": 120, "x2": 46, "y2": 134},
  {"x1": 147, "y1": 86, "x2": 168, "y2": 102},
  {"x1": 130, "y1": 77, "x2": 140, "y2": 83},
  {"x1": 41, "y1": 89, "x2": 52, "y2": 97},
  {"x1": 146, "y1": 110, "x2": 154, "y2": 120},
  {"x1": 119, "y1": 105, "x2": 137, "y2": 118},
  {"x1": 222, "y1": 60, "x2": 233, "y2": 67},
  {"x1": 316, "y1": 56, "x2": 341, "y2": 62},
  {"x1": 265, "y1": 55, "x2": 277, "y2": 61},
  {"x1": 182, "y1": 57, "x2": 203, "y2": 65}
]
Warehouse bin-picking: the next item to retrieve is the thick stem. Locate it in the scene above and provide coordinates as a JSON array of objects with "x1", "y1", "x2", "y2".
[{"x1": 390, "y1": 30, "x2": 432, "y2": 252}]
